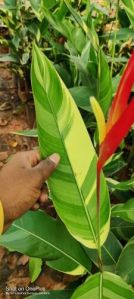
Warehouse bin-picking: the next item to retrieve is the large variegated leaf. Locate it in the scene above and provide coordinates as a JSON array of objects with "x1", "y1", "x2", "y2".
[
  {"x1": 71, "y1": 272, "x2": 134, "y2": 299},
  {"x1": 31, "y1": 44, "x2": 110, "y2": 249},
  {"x1": 0, "y1": 211, "x2": 91, "y2": 275}
]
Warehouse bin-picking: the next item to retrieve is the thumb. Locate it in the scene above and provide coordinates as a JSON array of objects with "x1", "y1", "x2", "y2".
[{"x1": 32, "y1": 153, "x2": 60, "y2": 185}]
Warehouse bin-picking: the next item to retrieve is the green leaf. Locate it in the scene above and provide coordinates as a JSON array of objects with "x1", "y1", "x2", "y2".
[
  {"x1": 0, "y1": 54, "x2": 18, "y2": 62},
  {"x1": 116, "y1": 237, "x2": 134, "y2": 285},
  {"x1": 55, "y1": 1, "x2": 68, "y2": 21},
  {"x1": 121, "y1": 0, "x2": 134, "y2": 28},
  {"x1": 55, "y1": 64, "x2": 72, "y2": 87},
  {"x1": 12, "y1": 129, "x2": 38, "y2": 137},
  {"x1": 31, "y1": 44, "x2": 110, "y2": 249},
  {"x1": 104, "y1": 153, "x2": 126, "y2": 176},
  {"x1": 0, "y1": 211, "x2": 91, "y2": 275},
  {"x1": 63, "y1": 0, "x2": 99, "y2": 50},
  {"x1": 101, "y1": 28, "x2": 134, "y2": 41},
  {"x1": 71, "y1": 272, "x2": 134, "y2": 299},
  {"x1": 26, "y1": 290, "x2": 74, "y2": 299},
  {"x1": 69, "y1": 55, "x2": 92, "y2": 85},
  {"x1": 112, "y1": 199, "x2": 134, "y2": 223},
  {"x1": 111, "y1": 218, "x2": 134, "y2": 241},
  {"x1": 69, "y1": 86, "x2": 94, "y2": 112},
  {"x1": 83, "y1": 232, "x2": 123, "y2": 272},
  {"x1": 29, "y1": 257, "x2": 42, "y2": 283},
  {"x1": 97, "y1": 49, "x2": 112, "y2": 116},
  {"x1": 42, "y1": 0, "x2": 58, "y2": 10},
  {"x1": 4, "y1": 0, "x2": 16, "y2": 9},
  {"x1": 30, "y1": 0, "x2": 41, "y2": 11},
  {"x1": 112, "y1": 177, "x2": 134, "y2": 191},
  {"x1": 42, "y1": 6, "x2": 73, "y2": 41}
]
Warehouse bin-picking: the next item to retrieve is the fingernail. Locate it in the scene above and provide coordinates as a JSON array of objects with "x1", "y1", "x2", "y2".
[{"x1": 48, "y1": 153, "x2": 60, "y2": 165}]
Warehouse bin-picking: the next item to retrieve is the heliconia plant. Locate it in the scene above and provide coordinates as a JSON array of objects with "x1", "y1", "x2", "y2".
[{"x1": 0, "y1": 45, "x2": 134, "y2": 299}]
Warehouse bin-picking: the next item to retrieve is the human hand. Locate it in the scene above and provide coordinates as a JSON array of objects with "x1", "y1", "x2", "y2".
[{"x1": 0, "y1": 150, "x2": 60, "y2": 229}]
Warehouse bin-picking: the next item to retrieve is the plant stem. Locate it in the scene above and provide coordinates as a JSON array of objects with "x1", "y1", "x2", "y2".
[
  {"x1": 99, "y1": 272, "x2": 103, "y2": 299},
  {"x1": 97, "y1": 166, "x2": 103, "y2": 272}
]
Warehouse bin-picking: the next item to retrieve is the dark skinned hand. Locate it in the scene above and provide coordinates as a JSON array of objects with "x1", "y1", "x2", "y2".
[{"x1": 0, "y1": 150, "x2": 60, "y2": 231}]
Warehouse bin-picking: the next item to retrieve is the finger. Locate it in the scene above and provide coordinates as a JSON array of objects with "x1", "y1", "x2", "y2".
[
  {"x1": 31, "y1": 203, "x2": 40, "y2": 210},
  {"x1": 31, "y1": 153, "x2": 60, "y2": 186},
  {"x1": 39, "y1": 190, "x2": 48, "y2": 203},
  {"x1": 26, "y1": 150, "x2": 41, "y2": 167}
]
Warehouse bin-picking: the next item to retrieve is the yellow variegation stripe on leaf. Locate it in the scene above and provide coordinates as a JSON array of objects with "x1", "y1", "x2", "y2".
[
  {"x1": 47, "y1": 258, "x2": 87, "y2": 276},
  {"x1": 90, "y1": 96, "x2": 106, "y2": 144},
  {"x1": 0, "y1": 201, "x2": 4, "y2": 234},
  {"x1": 66, "y1": 264, "x2": 87, "y2": 276},
  {"x1": 31, "y1": 44, "x2": 110, "y2": 249}
]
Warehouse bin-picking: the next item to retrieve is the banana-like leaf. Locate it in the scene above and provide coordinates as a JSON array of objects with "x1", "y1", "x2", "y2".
[
  {"x1": 112, "y1": 199, "x2": 134, "y2": 223},
  {"x1": 0, "y1": 211, "x2": 91, "y2": 275},
  {"x1": 116, "y1": 237, "x2": 134, "y2": 285},
  {"x1": 71, "y1": 272, "x2": 134, "y2": 299},
  {"x1": 31, "y1": 44, "x2": 110, "y2": 249}
]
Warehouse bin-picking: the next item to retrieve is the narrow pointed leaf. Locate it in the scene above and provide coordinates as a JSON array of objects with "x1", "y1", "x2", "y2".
[
  {"x1": 112, "y1": 177, "x2": 134, "y2": 191},
  {"x1": 112, "y1": 198, "x2": 134, "y2": 223},
  {"x1": 116, "y1": 237, "x2": 134, "y2": 285},
  {"x1": 71, "y1": 272, "x2": 134, "y2": 299},
  {"x1": 90, "y1": 96, "x2": 106, "y2": 144},
  {"x1": 0, "y1": 211, "x2": 91, "y2": 275},
  {"x1": 97, "y1": 49, "x2": 112, "y2": 116},
  {"x1": 12, "y1": 129, "x2": 38, "y2": 137},
  {"x1": 31, "y1": 44, "x2": 110, "y2": 249}
]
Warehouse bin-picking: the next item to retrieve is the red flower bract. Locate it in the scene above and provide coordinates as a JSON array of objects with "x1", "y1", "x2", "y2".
[{"x1": 98, "y1": 51, "x2": 134, "y2": 172}]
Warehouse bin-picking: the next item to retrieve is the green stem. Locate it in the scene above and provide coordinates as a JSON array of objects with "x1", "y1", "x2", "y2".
[
  {"x1": 99, "y1": 272, "x2": 103, "y2": 299},
  {"x1": 97, "y1": 167, "x2": 103, "y2": 272}
]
